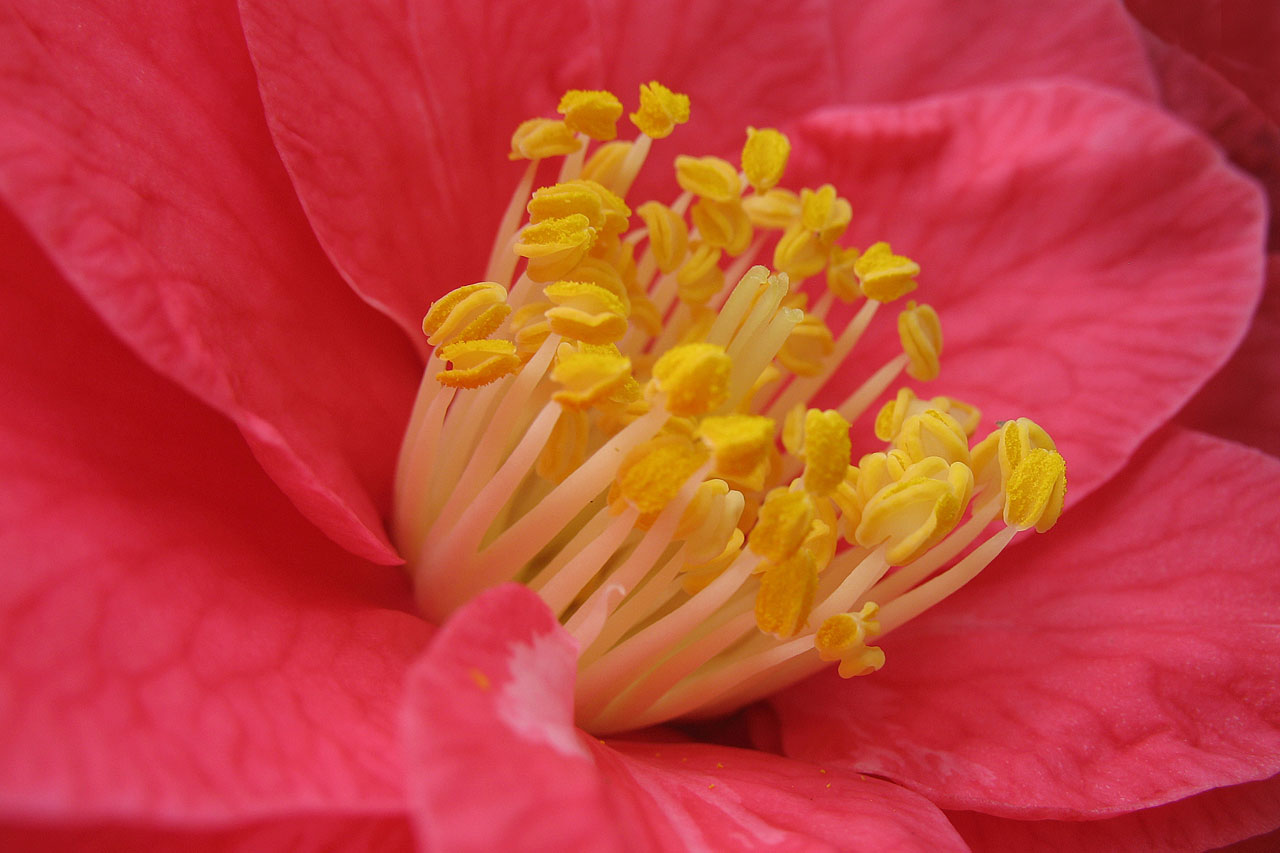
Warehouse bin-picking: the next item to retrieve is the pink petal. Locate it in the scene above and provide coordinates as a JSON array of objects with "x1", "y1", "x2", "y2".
[
  {"x1": 771, "y1": 427, "x2": 1280, "y2": 817},
  {"x1": 830, "y1": 0, "x2": 1156, "y2": 104},
  {"x1": 404, "y1": 583, "x2": 968, "y2": 851},
  {"x1": 0, "y1": 0, "x2": 420, "y2": 563},
  {"x1": 948, "y1": 772, "x2": 1280, "y2": 853},
  {"x1": 788, "y1": 82, "x2": 1265, "y2": 504},
  {"x1": 0, "y1": 207, "x2": 430, "y2": 823},
  {"x1": 1180, "y1": 256, "x2": 1280, "y2": 457},
  {"x1": 1125, "y1": 0, "x2": 1280, "y2": 126}
]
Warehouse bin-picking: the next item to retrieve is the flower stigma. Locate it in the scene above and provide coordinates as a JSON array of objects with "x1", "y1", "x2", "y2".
[{"x1": 393, "y1": 84, "x2": 1067, "y2": 734}]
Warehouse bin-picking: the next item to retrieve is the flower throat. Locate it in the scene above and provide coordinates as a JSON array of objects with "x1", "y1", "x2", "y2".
[{"x1": 393, "y1": 83, "x2": 1067, "y2": 734}]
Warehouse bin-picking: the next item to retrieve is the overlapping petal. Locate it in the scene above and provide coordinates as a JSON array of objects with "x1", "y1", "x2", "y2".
[
  {"x1": 772, "y1": 427, "x2": 1280, "y2": 817},
  {"x1": 0, "y1": 0, "x2": 420, "y2": 564},
  {"x1": 0, "y1": 207, "x2": 429, "y2": 831},
  {"x1": 786, "y1": 82, "x2": 1265, "y2": 504}
]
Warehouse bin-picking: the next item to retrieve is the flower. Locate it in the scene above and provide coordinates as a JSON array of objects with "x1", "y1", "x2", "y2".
[{"x1": 0, "y1": 1, "x2": 1277, "y2": 851}]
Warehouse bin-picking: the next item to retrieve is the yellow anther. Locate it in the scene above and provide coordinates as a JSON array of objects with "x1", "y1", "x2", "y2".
[
  {"x1": 899, "y1": 301, "x2": 942, "y2": 381},
  {"x1": 699, "y1": 414, "x2": 775, "y2": 489},
  {"x1": 1004, "y1": 448, "x2": 1067, "y2": 532},
  {"x1": 894, "y1": 409, "x2": 971, "y2": 466},
  {"x1": 651, "y1": 342, "x2": 732, "y2": 416},
  {"x1": 998, "y1": 417, "x2": 1057, "y2": 483},
  {"x1": 509, "y1": 118, "x2": 582, "y2": 160},
  {"x1": 421, "y1": 282, "x2": 511, "y2": 347},
  {"x1": 676, "y1": 478, "x2": 731, "y2": 539},
  {"x1": 781, "y1": 403, "x2": 806, "y2": 456},
  {"x1": 513, "y1": 215, "x2": 598, "y2": 281},
  {"x1": 557, "y1": 89, "x2": 624, "y2": 141},
  {"x1": 528, "y1": 183, "x2": 605, "y2": 230},
  {"x1": 630, "y1": 81, "x2": 690, "y2": 139},
  {"x1": 676, "y1": 242, "x2": 725, "y2": 306},
  {"x1": 755, "y1": 549, "x2": 818, "y2": 638},
  {"x1": 801, "y1": 409, "x2": 852, "y2": 497},
  {"x1": 855, "y1": 242, "x2": 919, "y2": 302},
  {"x1": 773, "y1": 222, "x2": 828, "y2": 280},
  {"x1": 856, "y1": 458, "x2": 973, "y2": 565},
  {"x1": 932, "y1": 395, "x2": 982, "y2": 437},
  {"x1": 576, "y1": 179, "x2": 632, "y2": 234},
  {"x1": 581, "y1": 140, "x2": 633, "y2": 193},
  {"x1": 681, "y1": 528, "x2": 744, "y2": 594},
  {"x1": 550, "y1": 342, "x2": 634, "y2": 409},
  {"x1": 830, "y1": 466, "x2": 863, "y2": 543},
  {"x1": 678, "y1": 479, "x2": 745, "y2": 564},
  {"x1": 537, "y1": 407, "x2": 591, "y2": 483},
  {"x1": 435, "y1": 339, "x2": 522, "y2": 389},
  {"x1": 800, "y1": 185, "x2": 852, "y2": 243},
  {"x1": 510, "y1": 301, "x2": 552, "y2": 361},
  {"x1": 636, "y1": 201, "x2": 689, "y2": 274},
  {"x1": 544, "y1": 280, "x2": 629, "y2": 345},
  {"x1": 615, "y1": 433, "x2": 709, "y2": 515},
  {"x1": 777, "y1": 313, "x2": 835, "y2": 377},
  {"x1": 741, "y1": 127, "x2": 790, "y2": 193},
  {"x1": 563, "y1": 256, "x2": 630, "y2": 311},
  {"x1": 675, "y1": 155, "x2": 742, "y2": 202},
  {"x1": 691, "y1": 197, "x2": 753, "y2": 256},
  {"x1": 815, "y1": 604, "x2": 885, "y2": 678},
  {"x1": 804, "y1": 499, "x2": 839, "y2": 571},
  {"x1": 628, "y1": 293, "x2": 663, "y2": 338},
  {"x1": 826, "y1": 245, "x2": 861, "y2": 302},
  {"x1": 749, "y1": 488, "x2": 815, "y2": 563},
  {"x1": 743, "y1": 188, "x2": 801, "y2": 229}
]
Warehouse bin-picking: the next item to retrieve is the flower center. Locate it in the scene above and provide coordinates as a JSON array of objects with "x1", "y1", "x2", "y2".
[{"x1": 392, "y1": 84, "x2": 1067, "y2": 734}]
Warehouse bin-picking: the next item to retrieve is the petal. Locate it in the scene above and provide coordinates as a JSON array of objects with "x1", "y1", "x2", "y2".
[
  {"x1": 0, "y1": 816, "x2": 414, "y2": 852},
  {"x1": 0, "y1": 0, "x2": 420, "y2": 563},
  {"x1": 830, "y1": 0, "x2": 1156, "y2": 103},
  {"x1": 0, "y1": 207, "x2": 430, "y2": 823},
  {"x1": 403, "y1": 584, "x2": 968, "y2": 851},
  {"x1": 788, "y1": 82, "x2": 1265, "y2": 504},
  {"x1": 771, "y1": 427, "x2": 1280, "y2": 817},
  {"x1": 948, "y1": 772, "x2": 1280, "y2": 853}
]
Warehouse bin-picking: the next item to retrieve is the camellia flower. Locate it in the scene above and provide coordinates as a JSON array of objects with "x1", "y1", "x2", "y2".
[{"x1": 1, "y1": 1, "x2": 1278, "y2": 851}]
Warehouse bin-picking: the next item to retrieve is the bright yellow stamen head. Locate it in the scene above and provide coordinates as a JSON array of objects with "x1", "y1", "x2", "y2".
[
  {"x1": 893, "y1": 409, "x2": 971, "y2": 466},
  {"x1": 800, "y1": 184, "x2": 852, "y2": 243},
  {"x1": 699, "y1": 414, "x2": 775, "y2": 488},
  {"x1": 743, "y1": 188, "x2": 801, "y2": 229},
  {"x1": 749, "y1": 488, "x2": 816, "y2": 563},
  {"x1": 773, "y1": 223, "x2": 828, "y2": 280},
  {"x1": 421, "y1": 282, "x2": 511, "y2": 347},
  {"x1": 741, "y1": 127, "x2": 790, "y2": 193},
  {"x1": 855, "y1": 241, "x2": 920, "y2": 302},
  {"x1": 675, "y1": 155, "x2": 742, "y2": 202},
  {"x1": 513, "y1": 214, "x2": 598, "y2": 281},
  {"x1": 435, "y1": 339, "x2": 522, "y2": 389},
  {"x1": 630, "y1": 81, "x2": 690, "y2": 139},
  {"x1": 636, "y1": 200, "x2": 690, "y2": 274},
  {"x1": 558, "y1": 89, "x2": 624, "y2": 141},
  {"x1": 544, "y1": 280, "x2": 630, "y2": 344},
  {"x1": 676, "y1": 242, "x2": 725, "y2": 306},
  {"x1": 528, "y1": 182, "x2": 606, "y2": 229},
  {"x1": 815, "y1": 604, "x2": 885, "y2": 677},
  {"x1": 510, "y1": 118, "x2": 582, "y2": 160},
  {"x1": 826, "y1": 245, "x2": 861, "y2": 302},
  {"x1": 651, "y1": 342, "x2": 732, "y2": 416},
  {"x1": 856, "y1": 458, "x2": 973, "y2": 565},
  {"x1": 1004, "y1": 448, "x2": 1067, "y2": 532},
  {"x1": 899, "y1": 300, "x2": 943, "y2": 380},
  {"x1": 550, "y1": 343, "x2": 633, "y2": 409},
  {"x1": 778, "y1": 312, "x2": 835, "y2": 377},
  {"x1": 615, "y1": 434, "x2": 709, "y2": 514},
  {"x1": 801, "y1": 409, "x2": 852, "y2": 497},
  {"x1": 690, "y1": 197, "x2": 753, "y2": 256},
  {"x1": 755, "y1": 550, "x2": 818, "y2": 638}
]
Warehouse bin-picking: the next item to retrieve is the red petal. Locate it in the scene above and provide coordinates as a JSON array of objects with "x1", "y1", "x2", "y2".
[
  {"x1": 404, "y1": 583, "x2": 968, "y2": 851},
  {"x1": 0, "y1": 1, "x2": 419, "y2": 563},
  {"x1": 948, "y1": 772, "x2": 1280, "y2": 853},
  {"x1": 771, "y1": 427, "x2": 1280, "y2": 817},
  {"x1": 0, "y1": 816, "x2": 414, "y2": 852},
  {"x1": 789, "y1": 82, "x2": 1265, "y2": 503},
  {"x1": 830, "y1": 0, "x2": 1156, "y2": 103},
  {"x1": 0, "y1": 207, "x2": 430, "y2": 823}
]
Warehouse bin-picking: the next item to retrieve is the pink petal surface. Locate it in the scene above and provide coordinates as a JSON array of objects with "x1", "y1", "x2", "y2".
[
  {"x1": 0, "y1": 207, "x2": 431, "y2": 824},
  {"x1": 403, "y1": 584, "x2": 968, "y2": 851},
  {"x1": 0, "y1": 0, "x2": 420, "y2": 563},
  {"x1": 787, "y1": 82, "x2": 1265, "y2": 504},
  {"x1": 948, "y1": 772, "x2": 1280, "y2": 853},
  {"x1": 771, "y1": 426, "x2": 1280, "y2": 817},
  {"x1": 828, "y1": 0, "x2": 1156, "y2": 104}
]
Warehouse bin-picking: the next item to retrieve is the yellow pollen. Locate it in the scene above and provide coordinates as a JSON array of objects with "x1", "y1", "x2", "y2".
[
  {"x1": 743, "y1": 188, "x2": 801, "y2": 230},
  {"x1": 636, "y1": 201, "x2": 690, "y2": 274},
  {"x1": 800, "y1": 185, "x2": 852, "y2": 243},
  {"x1": 777, "y1": 312, "x2": 835, "y2": 377},
  {"x1": 675, "y1": 155, "x2": 742, "y2": 202},
  {"x1": 421, "y1": 282, "x2": 511, "y2": 347},
  {"x1": 615, "y1": 434, "x2": 710, "y2": 514},
  {"x1": 800, "y1": 409, "x2": 852, "y2": 497},
  {"x1": 815, "y1": 604, "x2": 886, "y2": 678},
  {"x1": 528, "y1": 183, "x2": 606, "y2": 230},
  {"x1": 651, "y1": 342, "x2": 732, "y2": 416},
  {"x1": 755, "y1": 549, "x2": 819, "y2": 638},
  {"x1": 558, "y1": 89, "x2": 624, "y2": 141},
  {"x1": 741, "y1": 127, "x2": 791, "y2": 193},
  {"x1": 898, "y1": 300, "x2": 943, "y2": 381},
  {"x1": 513, "y1": 214, "x2": 598, "y2": 281},
  {"x1": 1004, "y1": 448, "x2": 1067, "y2": 532},
  {"x1": 826, "y1": 245, "x2": 861, "y2": 302},
  {"x1": 773, "y1": 223, "x2": 828, "y2": 281},
  {"x1": 855, "y1": 242, "x2": 920, "y2": 302},
  {"x1": 435, "y1": 339, "x2": 522, "y2": 389},
  {"x1": 676, "y1": 243, "x2": 725, "y2": 306},
  {"x1": 510, "y1": 117, "x2": 582, "y2": 160},
  {"x1": 856, "y1": 458, "x2": 973, "y2": 565},
  {"x1": 699, "y1": 414, "x2": 776, "y2": 487},
  {"x1": 749, "y1": 489, "x2": 816, "y2": 563},
  {"x1": 550, "y1": 343, "x2": 633, "y2": 409},
  {"x1": 893, "y1": 409, "x2": 971, "y2": 466},
  {"x1": 537, "y1": 407, "x2": 591, "y2": 483},
  {"x1": 690, "y1": 197, "x2": 753, "y2": 256},
  {"x1": 630, "y1": 81, "x2": 690, "y2": 138},
  {"x1": 581, "y1": 140, "x2": 632, "y2": 193},
  {"x1": 544, "y1": 280, "x2": 630, "y2": 344}
]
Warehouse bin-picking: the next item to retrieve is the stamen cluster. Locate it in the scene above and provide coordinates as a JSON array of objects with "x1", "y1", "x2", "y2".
[{"x1": 394, "y1": 83, "x2": 1067, "y2": 733}]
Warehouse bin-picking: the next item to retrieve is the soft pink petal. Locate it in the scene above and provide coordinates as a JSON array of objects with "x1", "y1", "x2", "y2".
[
  {"x1": 0, "y1": 0, "x2": 420, "y2": 563},
  {"x1": 771, "y1": 427, "x2": 1280, "y2": 817},
  {"x1": 1180, "y1": 256, "x2": 1280, "y2": 457},
  {"x1": 403, "y1": 584, "x2": 967, "y2": 851},
  {"x1": 1125, "y1": 0, "x2": 1280, "y2": 125},
  {"x1": 830, "y1": 0, "x2": 1156, "y2": 104},
  {"x1": 0, "y1": 207, "x2": 430, "y2": 823},
  {"x1": 948, "y1": 772, "x2": 1280, "y2": 853},
  {"x1": 788, "y1": 82, "x2": 1265, "y2": 504}
]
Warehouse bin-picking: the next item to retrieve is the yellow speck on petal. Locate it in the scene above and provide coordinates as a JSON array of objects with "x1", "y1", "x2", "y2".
[
  {"x1": 801, "y1": 409, "x2": 852, "y2": 497},
  {"x1": 899, "y1": 301, "x2": 943, "y2": 381},
  {"x1": 558, "y1": 89, "x2": 624, "y2": 141},
  {"x1": 755, "y1": 549, "x2": 818, "y2": 638},
  {"x1": 468, "y1": 668, "x2": 492, "y2": 690},
  {"x1": 615, "y1": 433, "x2": 710, "y2": 514},
  {"x1": 749, "y1": 489, "x2": 815, "y2": 563},
  {"x1": 651, "y1": 342, "x2": 733, "y2": 416},
  {"x1": 550, "y1": 343, "x2": 634, "y2": 409},
  {"x1": 1004, "y1": 448, "x2": 1067, "y2": 532},
  {"x1": 436, "y1": 339, "x2": 522, "y2": 389},
  {"x1": 421, "y1": 282, "x2": 511, "y2": 347},
  {"x1": 855, "y1": 241, "x2": 920, "y2": 303},
  {"x1": 509, "y1": 117, "x2": 582, "y2": 160},
  {"x1": 636, "y1": 201, "x2": 690, "y2": 274},
  {"x1": 742, "y1": 127, "x2": 790, "y2": 193},
  {"x1": 630, "y1": 81, "x2": 690, "y2": 139},
  {"x1": 675, "y1": 155, "x2": 742, "y2": 202}
]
